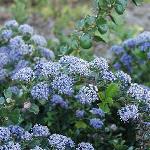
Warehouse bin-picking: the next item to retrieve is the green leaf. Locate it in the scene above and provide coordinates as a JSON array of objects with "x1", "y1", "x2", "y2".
[
  {"x1": 75, "y1": 120, "x2": 87, "y2": 129},
  {"x1": 132, "y1": 0, "x2": 143, "y2": 6},
  {"x1": 9, "y1": 109, "x2": 22, "y2": 124},
  {"x1": 93, "y1": 36, "x2": 107, "y2": 42},
  {"x1": 98, "y1": 103, "x2": 110, "y2": 113},
  {"x1": 98, "y1": 92, "x2": 105, "y2": 100},
  {"x1": 96, "y1": 17, "x2": 108, "y2": 34},
  {"x1": 85, "y1": 16, "x2": 96, "y2": 26},
  {"x1": 75, "y1": 19, "x2": 85, "y2": 30},
  {"x1": 132, "y1": 49, "x2": 146, "y2": 59},
  {"x1": 106, "y1": 97, "x2": 113, "y2": 105},
  {"x1": 115, "y1": 0, "x2": 128, "y2": 15},
  {"x1": 106, "y1": 83, "x2": 119, "y2": 98},
  {"x1": 95, "y1": 30, "x2": 109, "y2": 43},
  {"x1": 0, "y1": 97, "x2": 5, "y2": 105},
  {"x1": 29, "y1": 103, "x2": 39, "y2": 114},
  {"x1": 115, "y1": 4, "x2": 125, "y2": 15}
]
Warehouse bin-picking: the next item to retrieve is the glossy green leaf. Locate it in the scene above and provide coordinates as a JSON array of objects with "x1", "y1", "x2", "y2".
[
  {"x1": 75, "y1": 120, "x2": 87, "y2": 129},
  {"x1": 106, "y1": 83, "x2": 119, "y2": 98}
]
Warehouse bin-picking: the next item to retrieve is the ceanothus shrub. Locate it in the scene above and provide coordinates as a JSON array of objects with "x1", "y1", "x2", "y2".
[
  {"x1": 0, "y1": 20, "x2": 149, "y2": 149},
  {"x1": 110, "y1": 32, "x2": 150, "y2": 86},
  {"x1": 0, "y1": 124, "x2": 96, "y2": 150}
]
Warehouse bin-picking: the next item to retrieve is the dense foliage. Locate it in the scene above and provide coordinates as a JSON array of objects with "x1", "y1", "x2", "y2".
[
  {"x1": 0, "y1": 19, "x2": 149, "y2": 149},
  {"x1": 0, "y1": 0, "x2": 150, "y2": 149}
]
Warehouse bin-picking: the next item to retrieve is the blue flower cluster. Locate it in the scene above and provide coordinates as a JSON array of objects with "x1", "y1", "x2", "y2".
[
  {"x1": 0, "y1": 124, "x2": 94, "y2": 150},
  {"x1": 31, "y1": 82, "x2": 50, "y2": 100},
  {"x1": 75, "y1": 84, "x2": 99, "y2": 105},
  {"x1": 34, "y1": 61, "x2": 61, "y2": 78},
  {"x1": 127, "y1": 83, "x2": 150, "y2": 103},
  {"x1": 118, "y1": 104, "x2": 139, "y2": 122},
  {"x1": 32, "y1": 124, "x2": 50, "y2": 137},
  {"x1": 12, "y1": 67, "x2": 35, "y2": 82},
  {"x1": 0, "y1": 127, "x2": 11, "y2": 141},
  {"x1": 76, "y1": 142, "x2": 95, "y2": 150},
  {"x1": 90, "y1": 108, "x2": 105, "y2": 117},
  {"x1": 90, "y1": 57, "x2": 109, "y2": 70},
  {"x1": 48, "y1": 134, "x2": 75, "y2": 150},
  {"x1": 115, "y1": 70, "x2": 131, "y2": 87},
  {"x1": 0, "y1": 20, "x2": 150, "y2": 149},
  {"x1": 50, "y1": 94, "x2": 68, "y2": 109},
  {"x1": 59, "y1": 55, "x2": 91, "y2": 76},
  {"x1": 76, "y1": 110, "x2": 85, "y2": 118},
  {"x1": 0, "y1": 141, "x2": 21, "y2": 150},
  {"x1": 0, "y1": 20, "x2": 55, "y2": 85},
  {"x1": 31, "y1": 34, "x2": 47, "y2": 47},
  {"x1": 51, "y1": 74, "x2": 74, "y2": 96},
  {"x1": 90, "y1": 118, "x2": 104, "y2": 129},
  {"x1": 18, "y1": 24, "x2": 34, "y2": 36},
  {"x1": 111, "y1": 32, "x2": 150, "y2": 74}
]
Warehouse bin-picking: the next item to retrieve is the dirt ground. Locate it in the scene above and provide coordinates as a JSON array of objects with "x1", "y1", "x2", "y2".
[{"x1": 126, "y1": 3, "x2": 150, "y2": 31}]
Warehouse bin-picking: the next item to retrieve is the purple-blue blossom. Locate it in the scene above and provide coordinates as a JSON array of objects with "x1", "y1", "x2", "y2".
[
  {"x1": 8, "y1": 125, "x2": 24, "y2": 137},
  {"x1": 19, "y1": 24, "x2": 34, "y2": 36},
  {"x1": 75, "y1": 85, "x2": 99, "y2": 105},
  {"x1": 0, "y1": 127, "x2": 11, "y2": 141},
  {"x1": 59, "y1": 55, "x2": 90, "y2": 76},
  {"x1": 113, "y1": 62, "x2": 121, "y2": 70},
  {"x1": 0, "y1": 46, "x2": 10, "y2": 54},
  {"x1": 135, "y1": 31, "x2": 150, "y2": 45},
  {"x1": 31, "y1": 82, "x2": 50, "y2": 100},
  {"x1": 48, "y1": 134, "x2": 75, "y2": 150},
  {"x1": 9, "y1": 36, "x2": 25, "y2": 51},
  {"x1": 143, "y1": 122, "x2": 150, "y2": 127},
  {"x1": 13, "y1": 59, "x2": 29, "y2": 73},
  {"x1": 12, "y1": 67, "x2": 35, "y2": 82},
  {"x1": 115, "y1": 71, "x2": 131, "y2": 86},
  {"x1": 120, "y1": 53, "x2": 132, "y2": 66},
  {"x1": 139, "y1": 42, "x2": 150, "y2": 51},
  {"x1": 31, "y1": 34, "x2": 47, "y2": 47},
  {"x1": 100, "y1": 70, "x2": 116, "y2": 82},
  {"x1": 90, "y1": 57, "x2": 109, "y2": 70},
  {"x1": 34, "y1": 61, "x2": 61, "y2": 77},
  {"x1": 50, "y1": 94, "x2": 68, "y2": 109},
  {"x1": 0, "y1": 141, "x2": 21, "y2": 150},
  {"x1": 110, "y1": 45, "x2": 124, "y2": 55},
  {"x1": 31, "y1": 146, "x2": 45, "y2": 150},
  {"x1": 9, "y1": 36, "x2": 33, "y2": 55},
  {"x1": 39, "y1": 47, "x2": 55, "y2": 60},
  {"x1": 51, "y1": 74, "x2": 74, "y2": 96},
  {"x1": 118, "y1": 104, "x2": 139, "y2": 122},
  {"x1": 76, "y1": 142, "x2": 94, "y2": 150},
  {"x1": 127, "y1": 83, "x2": 150, "y2": 103},
  {"x1": 76, "y1": 110, "x2": 85, "y2": 118},
  {"x1": 8, "y1": 86, "x2": 21, "y2": 95},
  {"x1": 90, "y1": 108, "x2": 105, "y2": 117},
  {"x1": 0, "y1": 52, "x2": 9, "y2": 67},
  {"x1": 21, "y1": 131, "x2": 33, "y2": 141},
  {"x1": 122, "y1": 38, "x2": 137, "y2": 48},
  {"x1": 90, "y1": 118, "x2": 104, "y2": 129},
  {"x1": 32, "y1": 124, "x2": 50, "y2": 137},
  {"x1": 4, "y1": 20, "x2": 19, "y2": 29},
  {"x1": 0, "y1": 29, "x2": 13, "y2": 41}
]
